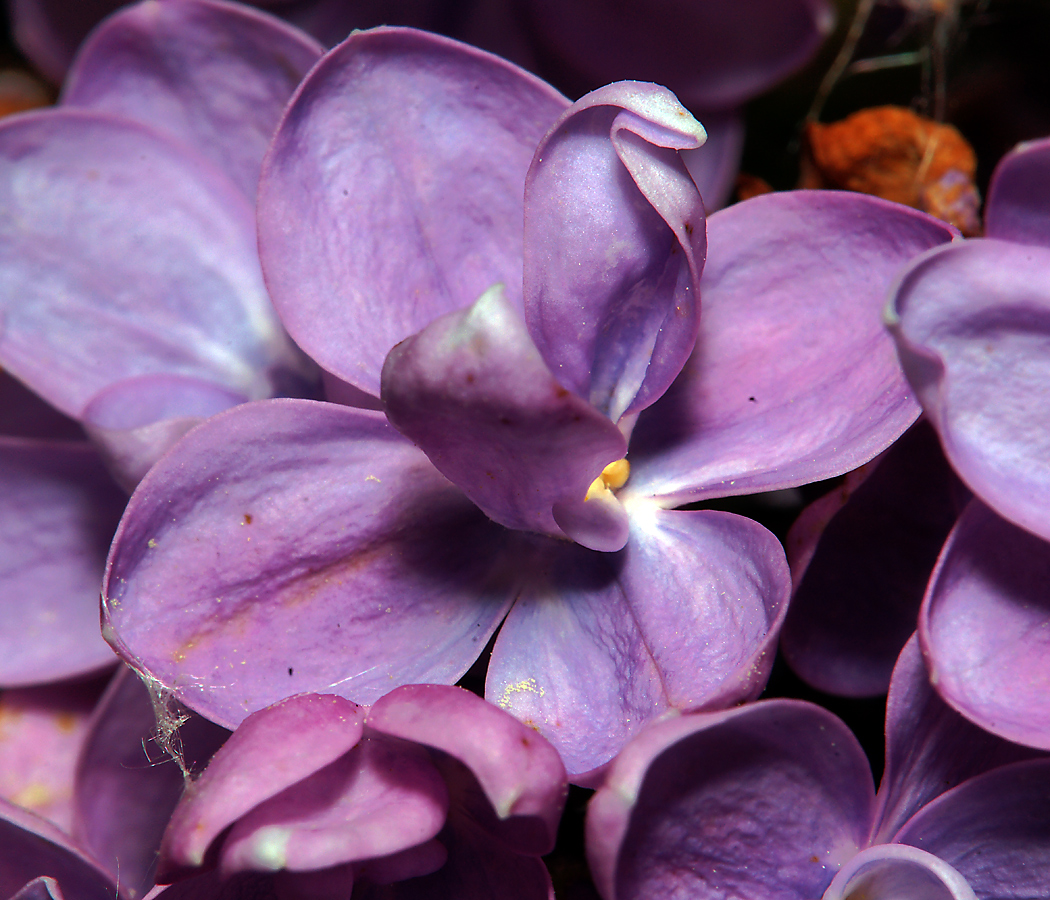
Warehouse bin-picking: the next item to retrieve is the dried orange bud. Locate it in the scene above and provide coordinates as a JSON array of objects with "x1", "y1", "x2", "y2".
[{"x1": 0, "y1": 70, "x2": 52, "y2": 118}]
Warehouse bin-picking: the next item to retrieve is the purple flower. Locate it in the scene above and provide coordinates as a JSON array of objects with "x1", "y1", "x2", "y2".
[
  {"x1": 587, "y1": 635, "x2": 1049, "y2": 900},
  {"x1": 101, "y1": 26, "x2": 954, "y2": 780}
]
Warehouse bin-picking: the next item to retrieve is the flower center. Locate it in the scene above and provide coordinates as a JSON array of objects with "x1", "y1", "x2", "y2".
[{"x1": 586, "y1": 458, "x2": 630, "y2": 500}]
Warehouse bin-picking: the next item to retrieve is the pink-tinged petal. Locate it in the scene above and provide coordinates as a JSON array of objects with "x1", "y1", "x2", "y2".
[
  {"x1": 258, "y1": 27, "x2": 568, "y2": 397},
  {"x1": 523, "y1": 83, "x2": 706, "y2": 421},
  {"x1": 781, "y1": 422, "x2": 963, "y2": 697},
  {"x1": 104, "y1": 400, "x2": 515, "y2": 728},
  {"x1": 681, "y1": 110, "x2": 745, "y2": 213},
  {"x1": 822, "y1": 844, "x2": 977, "y2": 900},
  {"x1": 894, "y1": 759, "x2": 1050, "y2": 898},
  {"x1": 381, "y1": 285, "x2": 627, "y2": 545},
  {"x1": 62, "y1": 0, "x2": 322, "y2": 201},
  {"x1": 219, "y1": 735, "x2": 448, "y2": 875},
  {"x1": 0, "y1": 799, "x2": 118, "y2": 900},
  {"x1": 162, "y1": 693, "x2": 362, "y2": 875},
  {"x1": 919, "y1": 499, "x2": 1050, "y2": 750},
  {"x1": 487, "y1": 508, "x2": 790, "y2": 779},
  {"x1": 627, "y1": 191, "x2": 956, "y2": 504},
  {"x1": 75, "y1": 667, "x2": 229, "y2": 897},
  {"x1": 586, "y1": 701, "x2": 874, "y2": 900},
  {"x1": 520, "y1": 0, "x2": 834, "y2": 110},
  {"x1": 0, "y1": 372, "x2": 83, "y2": 441},
  {"x1": 367, "y1": 684, "x2": 567, "y2": 855},
  {"x1": 984, "y1": 135, "x2": 1050, "y2": 248},
  {"x1": 0, "y1": 438, "x2": 124, "y2": 686},
  {"x1": 871, "y1": 635, "x2": 1042, "y2": 846},
  {"x1": 888, "y1": 238, "x2": 1050, "y2": 542},
  {"x1": 0, "y1": 109, "x2": 309, "y2": 421},
  {"x1": 0, "y1": 678, "x2": 104, "y2": 832}
]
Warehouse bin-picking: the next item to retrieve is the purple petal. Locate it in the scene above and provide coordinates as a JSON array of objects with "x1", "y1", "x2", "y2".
[
  {"x1": 523, "y1": 83, "x2": 706, "y2": 421},
  {"x1": 0, "y1": 372, "x2": 83, "y2": 441},
  {"x1": 681, "y1": 110, "x2": 745, "y2": 213},
  {"x1": 888, "y1": 238, "x2": 1050, "y2": 542},
  {"x1": 62, "y1": 0, "x2": 322, "y2": 201},
  {"x1": 381, "y1": 285, "x2": 627, "y2": 546},
  {"x1": 586, "y1": 701, "x2": 874, "y2": 900},
  {"x1": 11, "y1": 877, "x2": 65, "y2": 900},
  {"x1": 487, "y1": 508, "x2": 790, "y2": 779},
  {"x1": 162, "y1": 693, "x2": 363, "y2": 875},
  {"x1": 822, "y1": 845, "x2": 977, "y2": 900},
  {"x1": 894, "y1": 759, "x2": 1050, "y2": 898},
  {"x1": 0, "y1": 108, "x2": 308, "y2": 422},
  {"x1": 920, "y1": 499, "x2": 1050, "y2": 750},
  {"x1": 781, "y1": 421, "x2": 963, "y2": 697},
  {"x1": 8, "y1": 0, "x2": 122, "y2": 83},
  {"x1": 627, "y1": 191, "x2": 956, "y2": 505},
  {"x1": 0, "y1": 438, "x2": 124, "y2": 685},
  {"x1": 257, "y1": 27, "x2": 568, "y2": 397},
  {"x1": 103, "y1": 400, "x2": 514, "y2": 728},
  {"x1": 367, "y1": 684, "x2": 567, "y2": 855},
  {"x1": 984, "y1": 135, "x2": 1050, "y2": 247}
]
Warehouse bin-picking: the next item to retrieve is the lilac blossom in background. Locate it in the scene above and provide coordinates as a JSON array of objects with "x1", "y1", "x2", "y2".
[
  {"x1": 152, "y1": 685, "x2": 566, "y2": 900},
  {"x1": 586, "y1": 635, "x2": 1049, "y2": 900}
]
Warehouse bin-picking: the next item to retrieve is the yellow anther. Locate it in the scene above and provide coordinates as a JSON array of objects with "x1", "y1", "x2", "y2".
[{"x1": 585, "y1": 458, "x2": 630, "y2": 501}]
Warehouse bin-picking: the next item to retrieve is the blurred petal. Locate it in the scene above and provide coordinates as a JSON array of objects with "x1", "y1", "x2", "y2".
[
  {"x1": 920, "y1": 499, "x2": 1050, "y2": 750},
  {"x1": 11, "y1": 877, "x2": 66, "y2": 900},
  {"x1": 0, "y1": 371, "x2": 82, "y2": 441},
  {"x1": 888, "y1": 239, "x2": 1050, "y2": 542},
  {"x1": 586, "y1": 701, "x2": 873, "y2": 900},
  {"x1": 104, "y1": 400, "x2": 515, "y2": 728},
  {"x1": 0, "y1": 438, "x2": 124, "y2": 685},
  {"x1": 628, "y1": 191, "x2": 955, "y2": 504},
  {"x1": 381, "y1": 285, "x2": 626, "y2": 544},
  {"x1": 681, "y1": 110, "x2": 745, "y2": 212},
  {"x1": 9, "y1": 0, "x2": 122, "y2": 83},
  {"x1": 822, "y1": 844, "x2": 976, "y2": 900},
  {"x1": 984, "y1": 135, "x2": 1050, "y2": 248},
  {"x1": 62, "y1": 0, "x2": 322, "y2": 200},
  {"x1": 487, "y1": 507, "x2": 789, "y2": 778},
  {"x1": 257, "y1": 27, "x2": 568, "y2": 397},
  {"x1": 523, "y1": 83, "x2": 706, "y2": 420}
]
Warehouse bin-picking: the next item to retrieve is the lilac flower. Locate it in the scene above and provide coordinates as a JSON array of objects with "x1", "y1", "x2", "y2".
[
  {"x1": 100, "y1": 26, "x2": 954, "y2": 779},
  {"x1": 151, "y1": 685, "x2": 566, "y2": 900},
  {"x1": 587, "y1": 635, "x2": 1049, "y2": 900}
]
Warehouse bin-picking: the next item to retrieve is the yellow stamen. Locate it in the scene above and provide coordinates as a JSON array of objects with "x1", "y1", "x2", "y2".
[{"x1": 585, "y1": 458, "x2": 630, "y2": 500}]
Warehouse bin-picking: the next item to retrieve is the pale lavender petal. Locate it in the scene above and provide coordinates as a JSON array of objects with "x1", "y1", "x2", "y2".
[
  {"x1": 920, "y1": 499, "x2": 1050, "y2": 750},
  {"x1": 586, "y1": 701, "x2": 874, "y2": 900},
  {"x1": 822, "y1": 845, "x2": 977, "y2": 900},
  {"x1": 888, "y1": 239, "x2": 1050, "y2": 542},
  {"x1": 487, "y1": 507, "x2": 789, "y2": 779},
  {"x1": 367, "y1": 684, "x2": 567, "y2": 855},
  {"x1": 523, "y1": 83, "x2": 706, "y2": 420},
  {"x1": 219, "y1": 735, "x2": 448, "y2": 875},
  {"x1": 104, "y1": 400, "x2": 515, "y2": 728},
  {"x1": 894, "y1": 759, "x2": 1050, "y2": 898},
  {"x1": 681, "y1": 110, "x2": 745, "y2": 212},
  {"x1": 871, "y1": 635, "x2": 1042, "y2": 845},
  {"x1": 162, "y1": 693, "x2": 362, "y2": 875},
  {"x1": 257, "y1": 27, "x2": 568, "y2": 397},
  {"x1": 984, "y1": 135, "x2": 1050, "y2": 248},
  {"x1": 0, "y1": 438, "x2": 124, "y2": 685},
  {"x1": 781, "y1": 422, "x2": 962, "y2": 697},
  {"x1": 628, "y1": 191, "x2": 955, "y2": 505},
  {"x1": 0, "y1": 109, "x2": 308, "y2": 421},
  {"x1": 62, "y1": 0, "x2": 322, "y2": 200},
  {"x1": 381, "y1": 285, "x2": 627, "y2": 545}
]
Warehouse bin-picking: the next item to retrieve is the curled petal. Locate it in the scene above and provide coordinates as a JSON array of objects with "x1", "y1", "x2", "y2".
[
  {"x1": 628, "y1": 191, "x2": 955, "y2": 504},
  {"x1": 888, "y1": 239, "x2": 1050, "y2": 542},
  {"x1": 681, "y1": 110, "x2": 745, "y2": 212},
  {"x1": 822, "y1": 844, "x2": 976, "y2": 900},
  {"x1": 382, "y1": 285, "x2": 627, "y2": 544},
  {"x1": 524, "y1": 82, "x2": 706, "y2": 421},
  {"x1": 984, "y1": 135, "x2": 1050, "y2": 248},
  {"x1": 257, "y1": 27, "x2": 568, "y2": 397}
]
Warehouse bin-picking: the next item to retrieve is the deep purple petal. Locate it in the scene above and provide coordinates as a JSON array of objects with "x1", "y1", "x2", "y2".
[
  {"x1": 894, "y1": 759, "x2": 1050, "y2": 898},
  {"x1": 523, "y1": 83, "x2": 706, "y2": 420},
  {"x1": 0, "y1": 372, "x2": 83, "y2": 441},
  {"x1": 381, "y1": 285, "x2": 627, "y2": 546},
  {"x1": 367, "y1": 684, "x2": 567, "y2": 855},
  {"x1": 681, "y1": 110, "x2": 745, "y2": 212},
  {"x1": 627, "y1": 191, "x2": 955, "y2": 505},
  {"x1": 919, "y1": 499, "x2": 1050, "y2": 750},
  {"x1": 11, "y1": 877, "x2": 66, "y2": 900},
  {"x1": 0, "y1": 438, "x2": 124, "y2": 685},
  {"x1": 487, "y1": 508, "x2": 790, "y2": 779},
  {"x1": 162, "y1": 693, "x2": 363, "y2": 875},
  {"x1": 984, "y1": 135, "x2": 1050, "y2": 247},
  {"x1": 8, "y1": 0, "x2": 121, "y2": 83},
  {"x1": 103, "y1": 400, "x2": 515, "y2": 727},
  {"x1": 822, "y1": 845, "x2": 977, "y2": 900},
  {"x1": 257, "y1": 27, "x2": 568, "y2": 397},
  {"x1": 781, "y1": 421, "x2": 963, "y2": 697},
  {"x1": 888, "y1": 238, "x2": 1050, "y2": 542},
  {"x1": 586, "y1": 701, "x2": 874, "y2": 900},
  {"x1": 62, "y1": 0, "x2": 322, "y2": 201}
]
